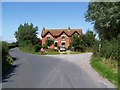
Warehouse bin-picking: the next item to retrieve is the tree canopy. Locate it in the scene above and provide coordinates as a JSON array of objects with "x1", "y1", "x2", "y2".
[
  {"x1": 84, "y1": 30, "x2": 96, "y2": 47},
  {"x1": 85, "y1": 2, "x2": 120, "y2": 40},
  {"x1": 71, "y1": 33, "x2": 82, "y2": 52},
  {"x1": 46, "y1": 39, "x2": 54, "y2": 47},
  {"x1": 71, "y1": 31, "x2": 95, "y2": 52},
  {"x1": 15, "y1": 23, "x2": 38, "y2": 47}
]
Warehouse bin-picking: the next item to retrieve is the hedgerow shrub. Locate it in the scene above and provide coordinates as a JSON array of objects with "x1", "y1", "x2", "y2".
[
  {"x1": 19, "y1": 44, "x2": 34, "y2": 53},
  {"x1": 92, "y1": 35, "x2": 120, "y2": 60},
  {"x1": 45, "y1": 48, "x2": 58, "y2": 52},
  {"x1": 92, "y1": 40, "x2": 100, "y2": 56},
  {"x1": 1, "y1": 41, "x2": 13, "y2": 74},
  {"x1": 33, "y1": 44, "x2": 41, "y2": 52},
  {"x1": 42, "y1": 44, "x2": 48, "y2": 49},
  {"x1": 9, "y1": 42, "x2": 18, "y2": 49},
  {"x1": 100, "y1": 38, "x2": 119, "y2": 60}
]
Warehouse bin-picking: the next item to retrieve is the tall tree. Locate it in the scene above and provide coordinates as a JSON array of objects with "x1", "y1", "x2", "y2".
[
  {"x1": 15, "y1": 23, "x2": 38, "y2": 47},
  {"x1": 71, "y1": 33, "x2": 84, "y2": 52},
  {"x1": 84, "y1": 30, "x2": 96, "y2": 47},
  {"x1": 46, "y1": 39, "x2": 54, "y2": 47},
  {"x1": 85, "y1": 2, "x2": 120, "y2": 40}
]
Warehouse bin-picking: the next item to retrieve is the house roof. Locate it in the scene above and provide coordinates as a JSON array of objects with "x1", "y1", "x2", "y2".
[{"x1": 41, "y1": 28, "x2": 83, "y2": 37}]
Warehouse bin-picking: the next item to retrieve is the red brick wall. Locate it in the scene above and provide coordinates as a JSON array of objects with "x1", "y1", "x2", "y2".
[
  {"x1": 42, "y1": 32, "x2": 71, "y2": 49},
  {"x1": 57, "y1": 33, "x2": 70, "y2": 48},
  {"x1": 42, "y1": 33, "x2": 54, "y2": 48}
]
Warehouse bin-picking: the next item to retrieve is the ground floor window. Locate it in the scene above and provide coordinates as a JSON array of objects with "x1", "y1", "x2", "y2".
[
  {"x1": 62, "y1": 42, "x2": 65, "y2": 47},
  {"x1": 54, "y1": 42, "x2": 58, "y2": 47}
]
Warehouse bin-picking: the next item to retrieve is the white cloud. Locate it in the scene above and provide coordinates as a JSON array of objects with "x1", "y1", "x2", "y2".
[
  {"x1": 37, "y1": 34, "x2": 41, "y2": 39},
  {"x1": 4, "y1": 38, "x2": 17, "y2": 43}
]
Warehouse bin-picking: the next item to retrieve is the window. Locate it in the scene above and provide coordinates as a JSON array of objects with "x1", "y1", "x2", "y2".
[
  {"x1": 47, "y1": 37, "x2": 50, "y2": 40},
  {"x1": 54, "y1": 42, "x2": 58, "y2": 47},
  {"x1": 62, "y1": 42, "x2": 65, "y2": 47},
  {"x1": 48, "y1": 46, "x2": 50, "y2": 48},
  {"x1": 54, "y1": 37, "x2": 57, "y2": 40},
  {"x1": 62, "y1": 36, "x2": 65, "y2": 40}
]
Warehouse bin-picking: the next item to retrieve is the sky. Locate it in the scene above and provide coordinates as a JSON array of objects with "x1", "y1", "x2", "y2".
[{"x1": 2, "y1": 2, "x2": 94, "y2": 43}]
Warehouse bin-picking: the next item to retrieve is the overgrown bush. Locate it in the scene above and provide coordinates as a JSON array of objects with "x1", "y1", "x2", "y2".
[
  {"x1": 79, "y1": 45, "x2": 86, "y2": 52},
  {"x1": 45, "y1": 48, "x2": 57, "y2": 52},
  {"x1": 33, "y1": 44, "x2": 41, "y2": 52},
  {"x1": 42, "y1": 44, "x2": 48, "y2": 49},
  {"x1": 9, "y1": 42, "x2": 19, "y2": 49},
  {"x1": 46, "y1": 39, "x2": 54, "y2": 47},
  {"x1": 1, "y1": 41, "x2": 13, "y2": 74},
  {"x1": 92, "y1": 40, "x2": 100, "y2": 56},
  {"x1": 92, "y1": 35, "x2": 120, "y2": 60},
  {"x1": 20, "y1": 44, "x2": 34, "y2": 53}
]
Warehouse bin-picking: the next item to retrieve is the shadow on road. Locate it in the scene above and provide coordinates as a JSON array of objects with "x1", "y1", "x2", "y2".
[
  {"x1": 2, "y1": 56, "x2": 20, "y2": 83},
  {"x1": 12, "y1": 57, "x2": 18, "y2": 61}
]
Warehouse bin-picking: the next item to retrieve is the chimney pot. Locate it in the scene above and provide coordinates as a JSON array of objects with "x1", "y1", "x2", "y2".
[
  {"x1": 68, "y1": 27, "x2": 71, "y2": 30},
  {"x1": 43, "y1": 27, "x2": 45, "y2": 30}
]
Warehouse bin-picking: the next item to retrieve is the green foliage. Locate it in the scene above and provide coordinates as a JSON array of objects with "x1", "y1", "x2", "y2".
[
  {"x1": 15, "y1": 23, "x2": 38, "y2": 47},
  {"x1": 90, "y1": 57, "x2": 118, "y2": 87},
  {"x1": 86, "y1": 3, "x2": 120, "y2": 88},
  {"x1": 20, "y1": 44, "x2": 34, "y2": 53},
  {"x1": 71, "y1": 33, "x2": 84, "y2": 52},
  {"x1": 44, "y1": 51, "x2": 60, "y2": 55},
  {"x1": 8, "y1": 42, "x2": 19, "y2": 49},
  {"x1": 84, "y1": 30, "x2": 96, "y2": 48},
  {"x1": 46, "y1": 39, "x2": 54, "y2": 47},
  {"x1": 92, "y1": 40, "x2": 100, "y2": 56},
  {"x1": 2, "y1": 41, "x2": 9, "y2": 56},
  {"x1": 45, "y1": 48, "x2": 58, "y2": 52},
  {"x1": 71, "y1": 31, "x2": 95, "y2": 52},
  {"x1": 1, "y1": 41, "x2": 13, "y2": 74},
  {"x1": 92, "y1": 35, "x2": 119, "y2": 60},
  {"x1": 33, "y1": 44, "x2": 41, "y2": 52},
  {"x1": 100, "y1": 39, "x2": 119, "y2": 59},
  {"x1": 42, "y1": 44, "x2": 48, "y2": 49},
  {"x1": 85, "y1": 2, "x2": 120, "y2": 40}
]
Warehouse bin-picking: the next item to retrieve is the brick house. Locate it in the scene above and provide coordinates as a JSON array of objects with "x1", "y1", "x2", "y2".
[{"x1": 41, "y1": 27, "x2": 83, "y2": 49}]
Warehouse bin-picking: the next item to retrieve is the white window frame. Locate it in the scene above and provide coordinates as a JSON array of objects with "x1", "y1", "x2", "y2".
[
  {"x1": 47, "y1": 36, "x2": 50, "y2": 40},
  {"x1": 62, "y1": 36, "x2": 65, "y2": 40}
]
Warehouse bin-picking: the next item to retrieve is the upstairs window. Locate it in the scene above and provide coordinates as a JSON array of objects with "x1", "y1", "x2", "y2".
[
  {"x1": 47, "y1": 37, "x2": 50, "y2": 40},
  {"x1": 62, "y1": 36, "x2": 65, "y2": 40},
  {"x1": 54, "y1": 37, "x2": 57, "y2": 40}
]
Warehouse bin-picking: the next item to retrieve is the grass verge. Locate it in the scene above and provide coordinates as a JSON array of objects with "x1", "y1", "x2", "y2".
[
  {"x1": 20, "y1": 47, "x2": 60, "y2": 55},
  {"x1": 90, "y1": 56, "x2": 119, "y2": 89}
]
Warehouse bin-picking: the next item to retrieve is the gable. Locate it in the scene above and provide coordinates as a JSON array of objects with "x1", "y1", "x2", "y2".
[
  {"x1": 71, "y1": 31, "x2": 80, "y2": 36},
  {"x1": 41, "y1": 29, "x2": 83, "y2": 37}
]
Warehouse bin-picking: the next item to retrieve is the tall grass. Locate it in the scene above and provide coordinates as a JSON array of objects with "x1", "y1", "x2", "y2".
[
  {"x1": 90, "y1": 57, "x2": 118, "y2": 88},
  {"x1": 92, "y1": 35, "x2": 120, "y2": 89}
]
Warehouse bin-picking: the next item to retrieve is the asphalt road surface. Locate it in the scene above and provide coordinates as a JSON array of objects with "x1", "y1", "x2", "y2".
[{"x1": 2, "y1": 48, "x2": 115, "y2": 88}]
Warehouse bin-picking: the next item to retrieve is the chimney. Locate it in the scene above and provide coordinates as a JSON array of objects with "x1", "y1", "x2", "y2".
[
  {"x1": 43, "y1": 27, "x2": 45, "y2": 30},
  {"x1": 68, "y1": 27, "x2": 71, "y2": 30}
]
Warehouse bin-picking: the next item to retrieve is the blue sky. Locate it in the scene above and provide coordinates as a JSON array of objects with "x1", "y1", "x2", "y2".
[{"x1": 2, "y1": 2, "x2": 94, "y2": 43}]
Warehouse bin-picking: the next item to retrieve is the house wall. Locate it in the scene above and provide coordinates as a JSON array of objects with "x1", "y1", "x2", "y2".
[
  {"x1": 57, "y1": 33, "x2": 70, "y2": 48},
  {"x1": 42, "y1": 32, "x2": 71, "y2": 49},
  {"x1": 42, "y1": 33, "x2": 54, "y2": 48}
]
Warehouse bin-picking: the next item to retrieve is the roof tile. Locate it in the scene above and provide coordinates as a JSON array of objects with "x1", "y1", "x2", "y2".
[{"x1": 41, "y1": 29, "x2": 82, "y2": 37}]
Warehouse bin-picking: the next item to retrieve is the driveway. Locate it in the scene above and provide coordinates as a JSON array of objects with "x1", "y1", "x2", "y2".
[{"x1": 2, "y1": 48, "x2": 115, "y2": 88}]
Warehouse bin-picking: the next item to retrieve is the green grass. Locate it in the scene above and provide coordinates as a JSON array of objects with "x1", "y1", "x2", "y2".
[
  {"x1": 20, "y1": 47, "x2": 87, "y2": 55},
  {"x1": 20, "y1": 47, "x2": 60, "y2": 55},
  {"x1": 44, "y1": 52, "x2": 60, "y2": 55},
  {"x1": 90, "y1": 56, "x2": 119, "y2": 89},
  {"x1": 69, "y1": 52, "x2": 83, "y2": 54}
]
